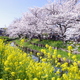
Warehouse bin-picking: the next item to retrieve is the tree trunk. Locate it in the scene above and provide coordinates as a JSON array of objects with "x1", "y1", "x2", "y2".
[{"x1": 38, "y1": 34, "x2": 42, "y2": 41}]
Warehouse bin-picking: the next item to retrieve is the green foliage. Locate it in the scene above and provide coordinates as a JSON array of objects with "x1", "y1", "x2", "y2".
[
  {"x1": 14, "y1": 38, "x2": 80, "y2": 61},
  {"x1": 30, "y1": 39, "x2": 67, "y2": 49}
]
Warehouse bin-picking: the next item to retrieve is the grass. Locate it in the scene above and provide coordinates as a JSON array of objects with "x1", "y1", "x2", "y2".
[
  {"x1": 0, "y1": 36, "x2": 9, "y2": 39},
  {"x1": 17, "y1": 38, "x2": 80, "y2": 60},
  {"x1": 30, "y1": 38, "x2": 67, "y2": 49},
  {"x1": 15, "y1": 39, "x2": 45, "y2": 51},
  {"x1": 78, "y1": 47, "x2": 80, "y2": 52},
  {"x1": 57, "y1": 50, "x2": 68, "y2": 58},
  {"x1": 2, "y1": 36, "x2": 80, "y2": 61}
]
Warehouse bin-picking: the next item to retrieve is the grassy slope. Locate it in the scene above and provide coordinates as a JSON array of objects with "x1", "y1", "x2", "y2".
[
  {"x1": 15, "y1": 38, "x2": 80, "y2": 60},
  {"x1": 1, "y1": 36, "x2": 80, "y2": 60},
  {"x1": 31, "y1": 39, "x2": 66, "y2": 48}
]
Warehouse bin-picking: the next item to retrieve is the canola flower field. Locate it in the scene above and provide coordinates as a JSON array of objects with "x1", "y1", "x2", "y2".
[{"x1": 0, "y1": 38, "x2": 80, "y2": 80}]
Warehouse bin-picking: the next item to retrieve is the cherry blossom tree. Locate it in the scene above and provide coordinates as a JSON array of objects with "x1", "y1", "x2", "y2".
[
  {"x1": 6, "y1": 0, "x2": 80, "y2": 41},
  {"x1": 6, "y1": 18, "x2": 21, "y2": 38},
  {"x1": 43, "y1": 0, "x2": 80, "y2": 41}
]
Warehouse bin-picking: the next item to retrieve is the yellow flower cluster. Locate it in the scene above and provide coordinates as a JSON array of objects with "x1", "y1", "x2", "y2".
[
  {"x1": 0, "y1": 39, "x2": 4, "y2": 52},
  {"x1": 68, "y1": 46, "x2": 72, "y2": 52},
  {"x1": 45, "y1": 44, "x2": 49, "y2": 48},
  {"x1": 0, "y1": 39, "x2": 54, "y2": 80},
  {"x1": 20, "y1": 39, "x2": 25, "y2": 46},
  {"x1": 21, "y1": 39, "x2": 25, "y2": 42},
  {"x1": 0, "y1": 40, "x2": 80, "y2": 80},
  {"x1": 40, "y1": 44, "x2": 80, "y2": 80}
]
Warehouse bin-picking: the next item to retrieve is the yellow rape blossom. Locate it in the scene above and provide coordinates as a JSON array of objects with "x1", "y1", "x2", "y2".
[
  {"x1": 37, "y1": 53, "x2": 40, "y2": 56},
  {"x1": 62, "y1": 73, "x2": 68, "y2": 79},
  {"x1": 52, "y1": 55, "x2": 56, "y2": 59},
  {"x1": 78, "y1": 61, "x2": 80, "y2": 64},
  {"x1": 33, "y1": 78, "x2": 38, "y2": 80},
  {"x1": 68, "y1": 46, "x2": 72, "y2": 52},
  {"x1": 11, "y1": 72, "x2": 16, "y2": 76},
  {"x1": 63, "y1": 57, "x2": 66, "y2": 61},
  {"x1": 68, "y1": 53, "x2": 71, "y2": 57},
  {"x1": 49, "y1": 46, "x2": 52, "y2": 51},
  {"x1": 45, "y1": 44, "x2": 49, "y2": 48},
  {"x1": 0, "y1": 79, "x2": 3, "y2": 80},
  {"x1": 56, "y1": 69, "x2": 60, "y2": 74},
  {"x1": 72, "y1": 55, "x2": 76, "y2": 59},
  {"x1": 51, "y1": 77, "x2": 55, "y2": 80},
  {"x1": 57, "y1": 54, "x2": 61, "y2": 58},
  {"x1": 1, "y1": 38, "x2": 80, "y2": 80},
  {"x1": 41, "y1": 49, "x2": 44, "y2": 53},
  {"x1": 41, "y1": 74, "x2": 48, "y2": 78},
  {"x1": 5, "y1": 67, "x2": 9, "y2": 71},
  {"x1": 57, "y1": 78, "x2": 61, "y2": 80},
  {"x1": 4, "y1": 60, "x2": 9, "y2": 66},
  {"x1": 54, "y1": 49, "x2": 57, "y2": 55},
  {"x1": 21, "y1": 39, "x2": 25, "y2": 42},
  {"x1": 42, "y1": 58, "x2": 47, "y2": 62},
  {"x1": 16, "y1": 79, "x2": 21, "y2": 80}
]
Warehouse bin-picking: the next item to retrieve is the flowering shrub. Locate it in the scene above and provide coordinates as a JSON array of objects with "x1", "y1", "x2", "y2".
[
  {"x1": 0, "y1": 39, "x2": 54, "y2": 80},
  {"x1": 0, "y1": 39, "x2": 80, "y2": 80}
]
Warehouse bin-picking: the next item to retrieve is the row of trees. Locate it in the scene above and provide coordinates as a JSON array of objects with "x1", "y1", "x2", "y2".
[{"x1": 6, "y1": 0, "x2": 80, "y2": 41}]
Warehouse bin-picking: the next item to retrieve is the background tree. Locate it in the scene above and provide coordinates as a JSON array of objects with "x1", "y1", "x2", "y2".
[{"x1": 6, "y1": 0, "x2": 80, "y2": 41}]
